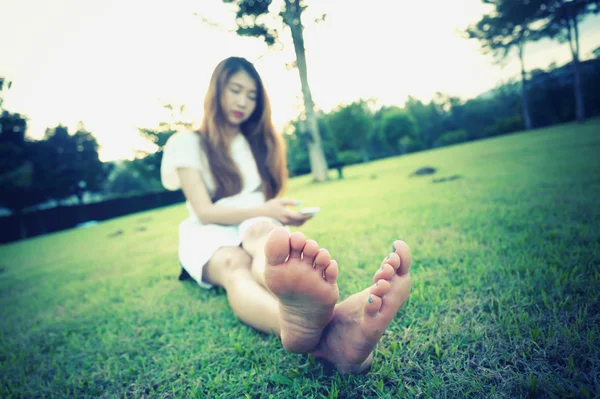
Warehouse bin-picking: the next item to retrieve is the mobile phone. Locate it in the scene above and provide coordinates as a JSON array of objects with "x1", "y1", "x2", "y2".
[{"x1": 299, "y1": 207, "x2": 321, "y2": 215}]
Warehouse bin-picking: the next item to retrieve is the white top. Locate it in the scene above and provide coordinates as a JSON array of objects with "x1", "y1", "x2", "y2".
[{"x1": 160, "y1": 130, "x2": 266, "y2": 222}]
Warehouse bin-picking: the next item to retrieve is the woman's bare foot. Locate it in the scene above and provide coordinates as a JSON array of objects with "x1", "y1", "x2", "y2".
[
  {"x1": 264, "y1": 227, "x2": 340, "y2": 353},
  {"x1": 311, "y1": 240, "x2": 412, "y2": 374}
]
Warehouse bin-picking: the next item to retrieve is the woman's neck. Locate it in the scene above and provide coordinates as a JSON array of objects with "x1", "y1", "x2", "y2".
[{"x1": 222, "y1": 123, "x2": 240, "y2": 139}]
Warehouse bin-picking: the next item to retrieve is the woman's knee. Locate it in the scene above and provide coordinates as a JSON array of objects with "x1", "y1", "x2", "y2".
[
  {"x1": 242, "y1": 220, "x2": 279, "y2": 245},
  {"x1": 205, "y1": 246, "x2": 252, "y2": 283},
  {"x1": 221, "y1": 247, "x2": 252, "y2": 273}
]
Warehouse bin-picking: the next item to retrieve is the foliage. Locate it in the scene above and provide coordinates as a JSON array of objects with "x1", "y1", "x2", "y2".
[
  {"x1": 0, "y1": 119, "x2": 107, "y2": 217},
  {"x1": 135, "y1": 104, "x2": 192, "y2": 189},
  {"x1": 527, "y1": 58, "x2": 600, "y2": 126},
  {"x1": 284, "y1": 114, "x2": 337, "y2": 177},
  {"x1": 434, "y1": 129, "x2": 469, "y2": 147},
  {"x1": 464, "y1": 0, "x2": 548, "y2": 130},
  {"x1": 326, "y1": 100, "x2": 373, "y2": 156},
  {"x1": 536, "y1": 0, "x2": 600, "y2": 121},
  {"x1": 1, "y1": 77, "x2": 108, "y2": 215},
  {"x1": 379, "y1": 110, "x2": 419, "y2": 153},
  {"x1": 223, "y1": 0, "x2": 279, "y2": 45},
  {"x1": 483, "y1": 115, "x2": 524, "y2": 137},
  {"x1": 0, "y1": 77, "x2": 11, "y2": 109},
  {"x1": 537, "y1": 0, "x2": 600, "y2": 43},
  {"x1": 0, "y1": 79, "x2": 32, "y2": 212},
  {"x1": 403, "y1": 95, "x2": 448, "y2": 148},
  {"x1": 336, "y1": 150, "x2": 362, "y2": 166},
  {"x1": 0, "y1": 111, "x2": 40, "y2": 212},
  {"x1": 40, "y1": 124, "x2": 108, "y2": 202},
  {"x1": 464, "y1": 0, "x2": 546, "y2": 63},
  {"x1": 138, "y1": 104, "x2": 192, "y2": 149},
  {"x1": 103, "y1": 160, "x2": 162, "y2": 196}
]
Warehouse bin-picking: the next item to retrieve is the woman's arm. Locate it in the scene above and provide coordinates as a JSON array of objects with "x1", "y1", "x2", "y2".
[{"x1": 177, "y1": 167, "x2": 311, "y2": 226}]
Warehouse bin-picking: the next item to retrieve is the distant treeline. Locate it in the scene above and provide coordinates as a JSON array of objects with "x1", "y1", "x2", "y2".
[{"x1": 285, "y1": 58, "x2": 600, "y2": 176}]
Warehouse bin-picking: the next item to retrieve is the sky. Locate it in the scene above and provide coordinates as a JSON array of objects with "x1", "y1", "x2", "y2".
[{"x1": 1, "y1": 0, "x2": 599, "y2": 162}]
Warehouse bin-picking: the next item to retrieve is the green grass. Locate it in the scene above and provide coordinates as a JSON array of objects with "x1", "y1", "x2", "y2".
[{"x1": 1, "y1": 119, "x2": 599, "y2": 398}]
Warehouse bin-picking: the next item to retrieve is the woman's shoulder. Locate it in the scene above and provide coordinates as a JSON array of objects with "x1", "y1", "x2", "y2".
[
  {"x1": 166, "y1": 130, "x2": 201, "y2": 147},
  {"x1": 162, "y1": 130, "x2": 206, "y2": 169},
  {"x1": 161, "y1": 130, "x2": 206, "y2": 189}
]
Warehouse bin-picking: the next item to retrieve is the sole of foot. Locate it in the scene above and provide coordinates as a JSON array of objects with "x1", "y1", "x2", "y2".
[
  {"x1": 264, "y1": 227, "x2": 340, "y2": 353},
  {"x1": 311, "y1": 240, "x2": 412, "y2": 374}
]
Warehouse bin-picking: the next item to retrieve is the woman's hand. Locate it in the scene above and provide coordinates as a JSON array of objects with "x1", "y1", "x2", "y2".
[{"x1": 261, "y1": 198, "x2": 313, "y2": 226}]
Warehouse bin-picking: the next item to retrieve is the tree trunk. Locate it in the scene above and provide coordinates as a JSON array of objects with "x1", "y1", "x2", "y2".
[
  {"x1": 565, "y1": 12, "x2": 585, "y2": 122},
  {"x1": 518, "y1": 41, "x2": 533, "y2": 130},
  {"x1": 283, "y1": 0, "x2": 328, "y2": 182},
  {"x1": 571, "y1": 16, "x2": 585, "y2": 122}
]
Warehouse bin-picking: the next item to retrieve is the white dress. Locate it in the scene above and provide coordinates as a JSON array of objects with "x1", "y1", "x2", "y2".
[{"x1": 161, "y1": 130, "x2": 279, "y2": 288}]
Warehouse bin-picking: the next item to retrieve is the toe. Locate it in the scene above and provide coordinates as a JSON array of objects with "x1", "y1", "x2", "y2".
[
  {"x1": 373, "y1": 263, "x2": 395, "y2": 283},
  {"x1": 314, "y1": 248, "x2": 331, "y2": 270},
  {"x1": 393, "y1": 240, "x2": 412, "y2": 276},
  {"x1": 302, "y1": 239, "x2": 319, "y2": 265},
  {"x1": 371, "y1": 279, "x2": 391, "y2": 296},
  {"x1": 365, "y1": 293, "x2": 383, "y2": 314},
  {"x1": 289, "y1": 232, "x2": 307, "y2": 259},
  {"x1": 324, "y1": 260, "x2": 338, "y2": 283},
  {"x1": 382, "y1": 252, "x2": 401, "y2": 271},
  {"x1": 264, "y1": 227, "x2": 291, "y2": 265},
  {"x1": 379, "y1": 274, "x2": 411, "y2": 316}
]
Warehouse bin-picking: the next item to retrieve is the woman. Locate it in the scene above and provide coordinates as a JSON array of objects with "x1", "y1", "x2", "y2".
[{"x1": 161, "y1": 57, "x2": 412, "y2": 373}]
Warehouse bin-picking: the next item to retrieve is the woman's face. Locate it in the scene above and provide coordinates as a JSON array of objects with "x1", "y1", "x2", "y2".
[{"x1": 220, "y1": 70, "x2": 258, "y2": 127}]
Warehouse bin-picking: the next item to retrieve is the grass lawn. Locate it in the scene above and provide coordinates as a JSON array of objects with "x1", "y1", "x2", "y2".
[{"x1": 1, "y1": 119, "x2": 599, "y2": 398}]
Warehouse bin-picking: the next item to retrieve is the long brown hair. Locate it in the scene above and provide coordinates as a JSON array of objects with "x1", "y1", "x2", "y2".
[{"x1": 197, "y1": 57, "x2": 287, "y2": 202}]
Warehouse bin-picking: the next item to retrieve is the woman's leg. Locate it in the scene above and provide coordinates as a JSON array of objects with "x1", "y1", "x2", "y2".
[
  {"x1": 240, "y1": 220, "x2": 281, "y2": 287},
  {"x1": 201, "y1": 246, "x2": 280, "y2": 335}
]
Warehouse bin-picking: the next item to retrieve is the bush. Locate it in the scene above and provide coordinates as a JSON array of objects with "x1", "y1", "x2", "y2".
[
  {"x1": 398, "y1": 136, "x2": 424, "y2": 154},
  {"x1": 380, "y1": 111, "x2": 419, "y2": 153},
  {"x1": 326, "y1": 101, "x2": 373, "y2": 152},
  {"x1": 483, "y1": 115, "x2": 524, "y2": 137},
  {"x1": 336, "y1": 150, "x2": 363, "y2": 166},
  {"x1": 434, "y1": 129, "x2": 469, "y2": 147}
]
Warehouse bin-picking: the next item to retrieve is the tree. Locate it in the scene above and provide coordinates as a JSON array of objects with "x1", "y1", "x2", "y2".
[
  {"x1": 137, "y1": 103, "x2": 192, "y2": 186},
  {"x1": 0, "y1": 78, "x2": 41, "y2": 224},
  {"x1": 40, "y1": 124, "x2": 107, "y2": 202},
  {"x1": 0, "y1": 111, "x2": 39, "y2": 213},
  {"x1": 217, "y1": 0, "x2": 329, "y2": 181},
  {"x1": 284, "y1": 111, "x2": 336, "y2": 176},
  {"x1": 0, "y1": 77, "x2": 11, "y2": 110},
  {"x1": 537, "y1": 0, "x2": 600, "y2": 122},
  {"x1": 369, "y1": 105, "x2": 402, "y2": 158},
  {"x1": 283, "y1": 129, "x2": 310, "y2": 177},
  {"x1": 326, "y1": 100, "x2": 373, "y2": 162},
  {"x1": 103, "y1": 160, "x2": 157, "y2": 196},
  {"x1": 403, "y1": 95, "x2": 449, "y2": 148},
  {"x1": 138, "y1": 104, "x2": 192, "y2": 149},
  {"x1": 71, "y1": 123, "x2": 108, "y2": 200},
  {"x1": 465, "y1": 0, "x2": 545, "y2": 130},
  {"x1": 379, "y1": 111, "x2": 419, "y2": 154}
]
